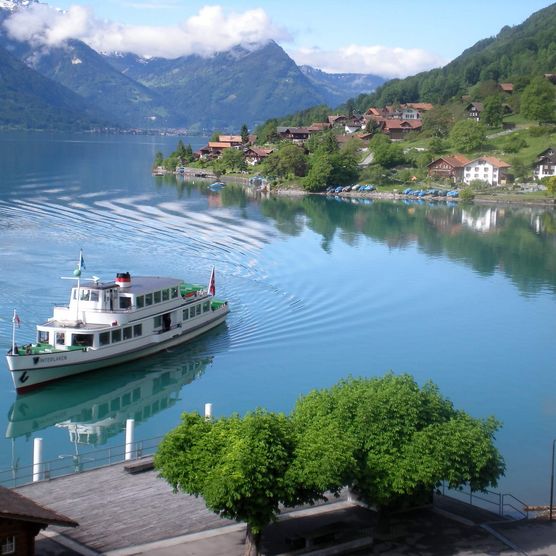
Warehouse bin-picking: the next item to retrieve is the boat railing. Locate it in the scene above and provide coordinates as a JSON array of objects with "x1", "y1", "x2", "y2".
[{"x1": 0, "y1": 435, "x2": 165, "y2": 488}]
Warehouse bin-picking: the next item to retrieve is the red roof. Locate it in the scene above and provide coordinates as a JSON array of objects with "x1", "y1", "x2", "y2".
[
  {"x1": 499, "y1": 83, "x2": 513, "y2": 92},
  {"x1": 219, "y1": 135, "x2": 242, "y2": 143},
  {"x1": 427, "y1": 154, "x2": 470, "y2": 168},
  {"x1": 466, "y1": 156, "x2": 511, "y2": 168},
  {"x1": 208, "y1": 141, "x2": 233, "y2": 148}
]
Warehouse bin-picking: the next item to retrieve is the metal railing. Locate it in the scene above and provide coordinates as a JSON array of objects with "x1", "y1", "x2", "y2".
[
  {"x1": 0, "y1": 435, "x2": 164, "y2": 488},
  {"x1": 440, "y1": 482, "x2": 529, "y2": 520}
]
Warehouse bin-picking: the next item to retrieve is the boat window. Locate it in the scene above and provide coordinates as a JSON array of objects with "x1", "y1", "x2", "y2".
[
  {"x1": 120, "y1": 297, "x2": 132, "y2": 310},
  {"x1": 123, "y1": 327, "x2": 132, "y2": 340},
  {"x1": 162, "y1": 289, "x2": 169, "y2": 301},
  {"x1": 56, "y1": 332, "x2": 65, "y2": 345},
  {"x1": 73, "y1": 334, "x2": 94, "y2": 347},
  {"x1": 112, "y1": 329, "x2": 122, "y2": 342},
  {"x1": 80, "y1": 289, "x2": 90, "y2": 301},
  {"x1": 132, "y1": 388, "x2": 140, "y2": 402},
  {"x1": 38, "y1": 331, "x2": 49, "y2": 344},
  {"x1": 111, "y1": 398, "x2": 121, "y2": 411},
  {"x1": 133, "y1": 324, "x2": 142, "y2": 337},
  {"x1": 196, "y1": 304, "x2": 202, "y2": 316},
  {"x1": 136, "y1": 296, "x2": 144, "y2": 308},
  {"x1": 153, "y1": 315, "x2": 162, "y2": 328},
  {"x1": 154, "y1": 291, "x2": 161, "y2": 303},
  {"x1": 122, "y1": 393, "x2": 131, "y2": 407},
  {"x1": 203, "y1": 301, "x2": 210, "y2": 312},
  {"x1": 171, "y1": 286, "x2": 178, "y2": 298},
  {"x1": 145, "y1": 293, "x2": 153, "y2": 306},
  {"x1": 99, "y1": 332, "x2": 110, "y2": 346},
  {"x1": 182, "y1": 308, "x2": 189, "y2": 320},
  {"x1": 90, "y1": 291, "x2": 99, "y2": 302}
]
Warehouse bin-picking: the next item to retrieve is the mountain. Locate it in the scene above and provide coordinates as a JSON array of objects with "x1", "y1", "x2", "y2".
[
  {"x1": 351, "y1": 2, "x2": 556, "y2": 111},
  {"x1": 104, "y1": 41, "x2": 330, "y2": 130},
  {"x1": 0, "y1": 43, "x2": 109, "y2": 130},
  {"x1": 299, "y1": 65, "x2": 384, "y2": 106},
  {"x1": 0, "y1": 1, "x2": 386, "y2": 130}
]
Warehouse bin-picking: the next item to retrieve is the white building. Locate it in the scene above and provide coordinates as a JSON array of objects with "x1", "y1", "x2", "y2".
[{"x1": 462, "y1": 157, "x2": 511, "y2": 186}]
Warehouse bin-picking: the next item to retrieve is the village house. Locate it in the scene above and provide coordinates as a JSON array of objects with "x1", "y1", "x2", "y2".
[
  {"x1": 307, "y1": 122, "x2": 331, "y2": 132},
  {"x1": 327, "y1": 115, "x2": 348, "y2": 127},
  {"x1": 462, "y1": 156, "x2": 511, "y2": 186},
  {"x1": 0, "y1": 486, "x2": 78, "y2": 555},
  {"x1": 381, "y1": 119, "x2": 422, "y2": 140},
  {"x1": 465, "y1": 102, "x2": 483, "y2": 121},
  {"x1": 498, "y1": 82, "x2": 514, "y2": 94},
  {"x1": 427, "y1": 154, "x2": 471, "y2": 182},
  {"x1": 218, "y1": 135, "x2": 244, "y2": 146},
  {"x1": 276, "y1": 126, "x2": 310, "y2": 143},
  {"x1": 533, "y1": 147, "x2": 556, "y2": 179},
  {"x1": 244, "y1": 147, "x2": 273, "y2": 166}
]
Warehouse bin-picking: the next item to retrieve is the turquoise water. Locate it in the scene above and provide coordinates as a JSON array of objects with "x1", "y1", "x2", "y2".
[{"x1": 1, "y1": 132, "x2": 556, "y2": 504}]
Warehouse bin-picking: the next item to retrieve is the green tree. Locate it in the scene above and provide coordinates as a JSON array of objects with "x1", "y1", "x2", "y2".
[
  {"x1": 449, "y1": 120, "x2": 486, "y2": 152},
  {"x1": 210, "y1": 130, "x2": 223, "y2": 141},
  {"x1": 509, "y1": 156, "x2": 530, "y2": 182},
  {"x1": 306, "y1": 130, "x2": 339, "y2": 154},
  {"x1": 263, "y1": 144, "x2": 308, "y2": 179},
  {"x1": 422, "y1": 106, "x2": 454, "y2": 137},
  {"x1": 303, "y1": 152, "x2": 333, "y2": 191},
  {"x1": 240, "y1": 123, "x2": 249, "y2": 144},
  {"x1": 292, "y1": 374, "x2": 505, "y2": 529},
  {"x1": 152, "y1": 151, "x2": 164, "y2": 169},
  {"x1": 155, "y1": 411, "x2": 297, "y2": 556},
  {"x1": 220, "y1": 148, "x2": 246, "y2": 172},
  {"x1": 503, "y1": 134, "x2": 528, "y2": 154},
  {"x1": 256, "y1": 120, "x2": 279, "y2": 145},
  {"x1": 520, "y1": 76, "x2": 556, "y2": 123},
  {"x1": 483, "y1": 95, "x2": 504, "y2": 127},
  {"x1": 372, "y1": 140, "x2": 406, "y2": 168},
  {"x1": 546, "y1": 176, "x2": 556, "y2": 197}
]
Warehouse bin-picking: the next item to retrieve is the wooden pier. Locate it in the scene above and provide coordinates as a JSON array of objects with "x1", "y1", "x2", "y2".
[{"x1": 16, "y1": 462, "x2": 235, "y2": 553}]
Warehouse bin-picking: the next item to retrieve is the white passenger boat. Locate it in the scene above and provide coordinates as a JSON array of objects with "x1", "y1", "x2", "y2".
[{"x1": 6, "y1": 253, "x2": 229, "y2": 393}]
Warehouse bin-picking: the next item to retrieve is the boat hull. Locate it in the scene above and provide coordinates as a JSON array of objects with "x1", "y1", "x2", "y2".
[{"x1": 8, "y1": 309, "x2": 228, "y2": 393}]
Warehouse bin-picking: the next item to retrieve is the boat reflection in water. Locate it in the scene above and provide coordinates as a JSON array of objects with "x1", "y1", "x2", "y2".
[{"x1": 6, "y1": 345, "x2": 214, "y2": 447}]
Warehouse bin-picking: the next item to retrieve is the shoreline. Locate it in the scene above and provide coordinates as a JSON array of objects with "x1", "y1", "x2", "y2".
[{"x1": 274, "y1": 187, "x2": 556, "y2": 208}]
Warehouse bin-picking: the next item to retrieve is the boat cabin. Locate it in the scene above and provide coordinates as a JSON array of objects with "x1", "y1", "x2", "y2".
[{"x1": 36, "y1": 274, "x2": 214, "y2": 351}]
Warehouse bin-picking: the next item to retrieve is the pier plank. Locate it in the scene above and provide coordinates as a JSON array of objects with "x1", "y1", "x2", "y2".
[{"x1": 16, "y1": 463, "x2": 234, "y2": 553}]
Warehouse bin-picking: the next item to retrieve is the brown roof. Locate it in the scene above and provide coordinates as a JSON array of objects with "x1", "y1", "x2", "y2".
[
  {"x1": 246, "y1": 147, "x2": 273, "y2": 157},
  {"x1": 208, "y1": 141, "x2": 233, "y2": 148},
  {"x1": 0, "y1": 486, "x2": 78, "y2": 528},
  {"x1": 427, "y1": 154, "x2": 471, "y2": 168},
  {"x1": 218, "y1": 135, "x2": 242, "y2": 143},
  {"x1": 499, "y1": 83, "x2": 513, "y2": 92},
  {"x1": 466, "y1": 102, "x2": 484, "y2": 111},
  {"x1": 384, "y1": 119, "x2": 422, "y2": 130},
  {"x1": 404, "y1": 102, "x2": 434, "y2": 111},
  {"x1": 466, "y1": 156, "x2": 511, "y2": 168},
  {"x1": 308, "y1": 122, "x2": 331, "y2": 131},
  {"x1": 328, "y1": 115, "x2": 347, "y2": 124}
]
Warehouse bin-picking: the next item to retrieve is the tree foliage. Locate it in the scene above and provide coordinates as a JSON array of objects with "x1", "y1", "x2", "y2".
[
  {"x1": 483, "y1": 95, "x2": 505, "y2": 127},
  {"x1": 449, "y1": 120, "x2": 487, "y2": 152},
  {"x1": 520, "y1": 76, "x2": 556, "y2": 123},
  {"x1": 263, "y1": 143, "x2": 308, "y2": 179},
  {"x1": 156, "y1": 374, "x2": 505, "y2": 553}
]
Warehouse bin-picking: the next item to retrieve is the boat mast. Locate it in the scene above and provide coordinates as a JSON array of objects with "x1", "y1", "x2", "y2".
[{"x1": 74, "y1": 249, "x2": 85, "y2": 323}]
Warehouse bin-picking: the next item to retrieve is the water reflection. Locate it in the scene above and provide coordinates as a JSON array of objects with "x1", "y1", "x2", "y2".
[
  {"x1": 6, "y1": 349, "x2": 213, "y2": 446},
  {"x1": 257, "y1": 196, "x2": 556, "y2": 295}
]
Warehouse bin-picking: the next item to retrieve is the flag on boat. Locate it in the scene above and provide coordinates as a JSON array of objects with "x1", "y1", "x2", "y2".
[
  {"x1": 208, "y1": 267, "x2": 215, "y2": 296},
  {"x1": 79, "y1": 250, "x2": 86, "y2": 271},
  {"x1": 12, "y1": 309, "x2": 20, "y2": 328}
]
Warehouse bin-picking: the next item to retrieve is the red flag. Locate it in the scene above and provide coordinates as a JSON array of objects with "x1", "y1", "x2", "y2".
[
  {"x1": 208, "y1": 267, "x2": 215, "y2": 296},
  {"x1": 13, "y1": 310, "x2": 21, "y2": 328}
]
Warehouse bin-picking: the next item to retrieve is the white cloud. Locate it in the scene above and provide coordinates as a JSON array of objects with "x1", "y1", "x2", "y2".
[
  {"x1": 290, "y1": 44, "x2": 447, "y2": 78},
  {"x1": 2, "y1": 4, "x2": 290, "y2": 58}
]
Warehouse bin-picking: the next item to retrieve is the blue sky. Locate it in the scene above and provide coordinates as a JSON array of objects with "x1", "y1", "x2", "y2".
[{"x1": 5, "y1": 0, "x2": 555, "y2": 77}]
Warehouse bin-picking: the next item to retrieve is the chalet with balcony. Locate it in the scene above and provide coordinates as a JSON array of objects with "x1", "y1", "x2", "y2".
[
  {"x1": 276, "y1": 127, "x2": 310, "y2": 143},
  {"x1": 427, "y1": 155, "x2": 471, "y2": 182},
  {"x1": 533, "y1": 147, "x2": 556, "y2": 179},
  {"x1": 244, "y1": 147, "x2": 273, "y2": 166},
  {"x1": 462, "y1": 156, "x2": 511, "y2": 186},
  {"x1": 465, "y1": 102, "x2": 483, "y2": 121}
]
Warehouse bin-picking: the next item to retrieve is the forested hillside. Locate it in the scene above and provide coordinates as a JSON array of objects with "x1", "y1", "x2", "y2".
[{"x1": 351, "y1": 3, "x2": 556, "y2": 111}]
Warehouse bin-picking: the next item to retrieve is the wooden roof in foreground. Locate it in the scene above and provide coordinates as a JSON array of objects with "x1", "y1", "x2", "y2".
[{"x1": 0, "y1": 485, "x2": 78, "y2": 527}]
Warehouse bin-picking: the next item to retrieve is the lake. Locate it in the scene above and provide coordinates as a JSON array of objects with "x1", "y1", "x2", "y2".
[{"x1": 0, "y1": 132, "x2": 555, "y2": 505}]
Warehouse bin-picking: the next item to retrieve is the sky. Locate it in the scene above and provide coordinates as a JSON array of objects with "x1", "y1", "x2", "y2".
[{"x1": 3, "y1": 0, "x2": 555, "y2": 78}]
